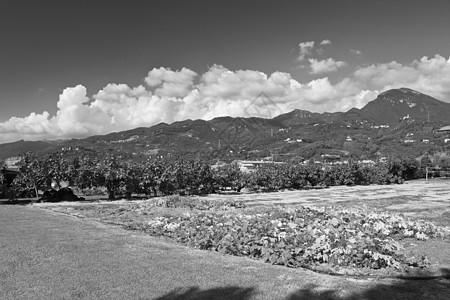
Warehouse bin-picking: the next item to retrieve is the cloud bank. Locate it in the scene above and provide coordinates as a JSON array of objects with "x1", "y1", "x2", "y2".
[{"x1": 1, "y1": 55, "x2": 450, "y2": 143}]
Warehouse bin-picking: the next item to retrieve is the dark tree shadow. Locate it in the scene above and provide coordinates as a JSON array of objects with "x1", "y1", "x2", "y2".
[
  {"x1": 287, "y1": 267, "x2": 450, "y2": 300},
  {"x1": 153, "y1": 268, "x2": 450, "y2": 300},
  {"x1": 154, "y1": 286, "x2": 255, "y2": 300}
]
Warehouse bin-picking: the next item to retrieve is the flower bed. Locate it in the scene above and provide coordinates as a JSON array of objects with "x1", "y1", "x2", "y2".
[{"x1": 126, "y1": 204, "x2": 450, "y2": 274}]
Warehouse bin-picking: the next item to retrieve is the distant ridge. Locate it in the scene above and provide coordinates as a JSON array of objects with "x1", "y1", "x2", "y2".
[
  {"x1": 1, "y1": 88, "x2": 449, "y2": 161},
  {"x1": 0, "y1": 139, "x2": 55, "y2": 160}
]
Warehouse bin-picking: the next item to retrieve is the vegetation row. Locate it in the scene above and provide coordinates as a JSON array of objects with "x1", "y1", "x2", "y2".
[{"x1": 2, "y1": 151, "x2": 425, "y2": 200}]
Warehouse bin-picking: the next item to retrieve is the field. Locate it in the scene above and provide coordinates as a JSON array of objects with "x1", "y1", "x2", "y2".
[
  {"x1": 203, "y1": 178, "x2": 450, "y2": 226},
  {"x1": 1, "y1": 179, "x2": 450, "y2": 299}
]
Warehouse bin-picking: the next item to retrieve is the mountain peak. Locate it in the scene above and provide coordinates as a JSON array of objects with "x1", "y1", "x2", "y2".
[
  {"x1": 360, "y1": 87, "x2": 450, "y2": 125},
  {"x1": 379, "y1": 87, "x2": 423, "y2": 98},
  {"x1": 399, "y1": 87, "x2": 421, "y2": 94}
]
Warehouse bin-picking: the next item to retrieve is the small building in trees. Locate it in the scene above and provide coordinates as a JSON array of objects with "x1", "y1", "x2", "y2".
[
  {"x1": 321, "y1": 154, "x2": 341, "y2": 164},
  {"x1": 438, "y1": 125, "x2": 450, "y2": 135},
  {"x1": 438, "y1": 125, "x2": 450, "y2": 132},
  {"x1": 236, "y1": 160, "x2": 284, "y2": 173}
]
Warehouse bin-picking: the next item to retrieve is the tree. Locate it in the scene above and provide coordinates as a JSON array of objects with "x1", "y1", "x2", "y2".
[
  {"x1": 401, "y1": 157, "x2": 421, "y2": 180},
  {"x1": 95, "y1": 155, "x2": 127, "y2": 200},
  {"x1": 122, "y1": 162, "x2": 144, "y2": 199},
  {"x1": 436, "y1": 155, "x2": 450, "y2": 168},
  {"x1": 385, "y1": 157, "x2": 405, "y2": 184},
  {"x1": 0, "y1": 161, "x2": 5, "y2": 185},
  {"x1": 11, "y1": 152, "x2": 45, "y2": 199},
  {"x1": 184, "y1": 160, "x2": 215, "y2": 194},
  {"x1": 141, "y1": 159, "x2": 164, "y2": 197},
  {"x1": 0, "y1": 162, "x2": 6, "y2": 199},
  {"x1": 420, "y1": 155, "x2": 433, "y2": 168},
  {"x1": 214, "y1": 163, "x2": 250, "y2": 192},
  {"x1": 41, "y1": 151, "x2": 80, "y2": 188},
  {"x1": 75, "y1": 155, "x2": 103, "y2": 192}
]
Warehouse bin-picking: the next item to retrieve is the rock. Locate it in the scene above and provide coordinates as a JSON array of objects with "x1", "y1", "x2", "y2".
[
  {"x1": 39, "y1": 187, "x2": 85, "y2": 203},
  {"x1": 240, "y1": 187, "x2": 252, "y2": 194},
  {"x1": 39, "y1": 189, "x2": 59, "y2": 202}
]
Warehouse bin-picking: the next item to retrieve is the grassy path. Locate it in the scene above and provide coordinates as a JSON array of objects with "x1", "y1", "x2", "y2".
[{"x1": 1, "y1": 205, "x2": 449, "y2": 299}]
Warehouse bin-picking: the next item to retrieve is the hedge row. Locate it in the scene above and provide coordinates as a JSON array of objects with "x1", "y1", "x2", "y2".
[{"x1": 10, "y1": 152, "x2": 422, "y2": 199}]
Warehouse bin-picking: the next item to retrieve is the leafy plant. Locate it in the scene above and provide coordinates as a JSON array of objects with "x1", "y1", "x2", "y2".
[{"x1": 135, "y1": 205, "x2": 449, "y2": 272}]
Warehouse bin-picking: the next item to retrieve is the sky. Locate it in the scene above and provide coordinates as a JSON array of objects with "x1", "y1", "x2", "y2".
[{"x1": 1, "y1": 0, "x2": 450, "y2": 143}]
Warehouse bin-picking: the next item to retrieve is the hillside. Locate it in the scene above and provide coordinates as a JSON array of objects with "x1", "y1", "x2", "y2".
[
  {"x1": 0, "y1": 140, "x2": 57, "y2": 160},
  {"x1": 1, "y1": 88, "x2": 449, "y2": 162}
]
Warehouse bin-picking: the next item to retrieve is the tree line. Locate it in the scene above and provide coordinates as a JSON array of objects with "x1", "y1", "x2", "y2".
[{"x1": 3, "y1": 151, "x2": 425, "y2": 200}]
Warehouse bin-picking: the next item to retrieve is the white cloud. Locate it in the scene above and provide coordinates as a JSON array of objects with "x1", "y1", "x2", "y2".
[
  {"x1": 297, "y1": 39, "x2": 347, "y2": 73},
  {"x1": 145, "y1": 67, "x2": 197, "y2": 97},
  {"x1": 297, "y1": 41, "x2": 315, "y2": 61},
  {"x1": 1, "y1": 55, "x2": 450, "y2": 143},
  {"x1": 352, "y1": 55, "x2": 450, "y2": 100},
  {"x1": 0, "y1": 112, "x2": 52, "y2": 135},
  {"x1": 308, "y1": 58, "x2": 347, "y2": 74},
  {"x1": 350, "y1": 49, "x2": 362, "y2": 55}
]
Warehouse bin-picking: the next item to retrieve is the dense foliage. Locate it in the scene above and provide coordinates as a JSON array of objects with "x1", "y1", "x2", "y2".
[
  {"x1": 0, "y1": 161, "x2": 5, "y2": 184},
  {"x1": 9, "y1": 151, "x2": 425, "y2": 199},
  {"x1": 126, "y1": 202, "x2": 449, "y2": 272}
]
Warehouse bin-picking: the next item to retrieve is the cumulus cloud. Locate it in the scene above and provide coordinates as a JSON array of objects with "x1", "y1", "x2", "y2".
[
  {"x1": 0, "y1": 112, "x2": 52, "y2": 135},
  {"x1": 350, "y1": 49, "x2": 362, "y2": 55},
  {"x1": 145, "y1": 67, "x2": 197, "y2": 97},
  {"x1": 297, "y1": 39, "x2": 346, "y2": 73},
  {"x1": 308, "y1": 58, "x2": 347, "y2": 74},
  {"x1": 297, "y1": 41, "x2": 315, "y2": 61},
  {"x1": 1, "y1": 55, "x2": 450, "y2": 143},
  {"x1": 352, "y1": 55, "x2": 450, "y2": 100}
]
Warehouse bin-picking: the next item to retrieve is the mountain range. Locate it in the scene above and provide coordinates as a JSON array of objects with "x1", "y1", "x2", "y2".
[{"x1": 1, "y1": 88, "x2": 450, "y2": 162}]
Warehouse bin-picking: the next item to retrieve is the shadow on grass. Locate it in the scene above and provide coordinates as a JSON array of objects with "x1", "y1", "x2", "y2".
[
  {"x1": 288, "y1": 267, "x2": 450, "y2": 300},
  {"x1": 155, "y1": 269, "x2": 450, "y2": 300},
  {"x1": 0, "y1": 199, "x2": 35, "y2": 205},
  {"x1": 154, "y1": 286, "x2": 255, "y2": 300}
]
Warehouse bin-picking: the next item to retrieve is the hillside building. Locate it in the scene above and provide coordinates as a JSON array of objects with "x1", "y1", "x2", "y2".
[
  {"x1": 236, "y1": 160, "x2": 284, "y2": 173},
  {"x1": 438, "y1": 125, "x2": 450, "y2": 143},
  {"x1": 438, "y1": 125, "x2": 450, "y2": 133},
  {"x1": 321, "y1": 154, "x2": 341, "y2": 164}
]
